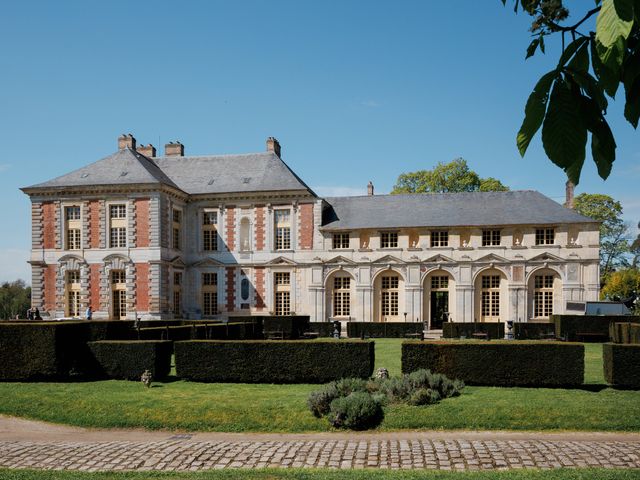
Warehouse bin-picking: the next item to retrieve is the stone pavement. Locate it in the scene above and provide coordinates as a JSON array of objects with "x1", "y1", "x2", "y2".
[{"x1": 1, "y1": 416, "x2": 640, "y2": 472}]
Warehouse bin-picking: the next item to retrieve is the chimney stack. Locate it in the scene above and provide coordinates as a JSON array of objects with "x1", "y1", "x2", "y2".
[
  {"x1": 565, "y1": 179, "x2": 575, "y2": 209},
  {"x1": 266, "y1": 137, "x2": 281, "y2": 157},
  {"x1": 118, "y1": 133, "x2": 136, "y2": 150},
  {"x1": 165, "y1": 141, "x2": 184, "y2": 156},
  {"x1": 137, "y1": 144, "x2": 156, "y2": 157},
  {"x1": 367, "y1": 181, "x2": 374, "y2": 196}
]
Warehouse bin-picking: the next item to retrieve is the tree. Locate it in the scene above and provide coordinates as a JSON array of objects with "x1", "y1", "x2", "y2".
[
  {"x1": 573, "y1": 193, "x2": 630, "y2": 276},
  {"x1": 0, "y1": 280, "x2": 31, "y2": 320},
  {"x1": 505, "y1": 0, "x2": 639, "y2": 184},
  {"x1": 600, "y1": 268, "x2": 640, "y2": 311},
  {"x1": 391, "y1": 158, "x2": 509, "y2": 194}
]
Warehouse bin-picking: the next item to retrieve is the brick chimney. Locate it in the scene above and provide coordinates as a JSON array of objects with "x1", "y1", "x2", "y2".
[
  {"x1": 137, "y1": 144, "x2": 156, "y2": 157},
  {"x1": 118, "y1": 133, "x2": 136, "y2": 150},
  {"x1": 165, "y1": 141, "x2": 184, "y2": 156},
  {"x1": 565, "y1": 179, "x2": 575, "y2": 209},
  {"x1": 367, "y1": 181, "x2": 374, "y2": 196},
  {"x1": 266, "y1": 137, "x2": 281, "y2": 157}
]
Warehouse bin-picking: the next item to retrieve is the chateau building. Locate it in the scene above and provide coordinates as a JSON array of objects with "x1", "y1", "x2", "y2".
[{"x1": 21, "y1": 134, "x2": 600, "y2": 326}]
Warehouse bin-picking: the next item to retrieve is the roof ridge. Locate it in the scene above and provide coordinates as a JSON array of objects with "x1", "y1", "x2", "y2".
[{"x1": 152, "y1": 151, "x2": 271, "y2": 160}]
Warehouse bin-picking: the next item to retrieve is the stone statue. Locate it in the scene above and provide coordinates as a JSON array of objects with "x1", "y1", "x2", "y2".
[
  {"x1": 375, "y1": 367, "x2": 389, "y2": 379},
  {"x1": 141, "y1": 369, "x2": 152, "y2": 388}
]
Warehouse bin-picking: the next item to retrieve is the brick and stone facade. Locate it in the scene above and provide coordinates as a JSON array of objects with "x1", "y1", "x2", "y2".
[{"x1": 21, "y1": 134, "x2": 601, "y2": 324}]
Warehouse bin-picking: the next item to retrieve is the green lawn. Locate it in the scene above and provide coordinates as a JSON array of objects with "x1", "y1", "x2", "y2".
[
  {"x1": 0, "y1": 341, "x2": 638, "y2": 433},
  {"x1": 2, "y1": 469, "x2": 640, "y2": 480}
]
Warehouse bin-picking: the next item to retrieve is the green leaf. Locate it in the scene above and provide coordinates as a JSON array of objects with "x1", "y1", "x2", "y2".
[
  {"x1": 566, "y1": 67, "x2": 608, "y2": 112},
  {"x1": 558, "y1": 37, "x2": 589, "y2": 67},
  {"x1": 579, "y1": 96, "x2": 617, "y2": 179},
  {"x1": 516, "y1": 70, "x2": 558, "y2": 156},
  {"x1": 596, "y1": 0, "x2": 634, "y2": 47},
  {"x1": 541, "y1": 79, "x2": 588, "y2": 183},
  {"x1": 624, "y1": 77, "x2": 640, "y2": 127},
  {"x1": 613, "y1": 0, "x2": 635, "y2": 21},
  {"x1": 526, "y1": 38, "x2": 540, "y2": 59},
  {"x1": 568, "y1": 41, "x2": 590, "y2": 72},
  {"x1": 592, "y1": 38, "x2": 622, "y2": 96},
  {"x1": 539, "y1": 33, "x2": 545, "y2": 54}
]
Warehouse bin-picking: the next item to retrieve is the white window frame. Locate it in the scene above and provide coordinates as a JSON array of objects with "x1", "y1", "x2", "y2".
[
  {"x1": 535, "y1": 228, "x2": 555, "y2": 245},
  {"x1": 482, "y1": 229, "x2": 501, "y2": 247},
  {"x1": 380, "y1": 231, "x2": 398, "y2": 249},
  {"x1": 430, "y1": 230, "x2": 449, "y2": 247},
  {"x1": 274, "y1": 208, "x2": 292, "y2": 251},
  {"x1": 107, "y1": 202, "x2": 128, "y2": 249},
  {"x1": 332, "y1": 232, "x2": 350, "y2": 250}
]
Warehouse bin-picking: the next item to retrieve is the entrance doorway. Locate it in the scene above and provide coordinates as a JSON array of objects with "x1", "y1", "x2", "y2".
[
  {"x1": 111, "y1": 270, "x2": 127, "y2": 320},
  {"x1": 430, "y1": 291, "x2": 448, "y2": 329}
]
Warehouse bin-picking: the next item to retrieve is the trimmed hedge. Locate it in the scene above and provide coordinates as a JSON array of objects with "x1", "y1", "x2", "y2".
[
  {"x1": 347, "y1": 322, "x2": 424, "y2": 338},
  {"x1": 0, "y1": 322, "x2": 89, "y2": 380},
  {"x1": 513, "y1": 322, "x2": 556, "y2": 340},
  {"x1": 603, "y1": 343, "x2": 640, "y2": 388},
  {"x1": 308, "y1": 322, "x2": 340, "y2": 337},
  {"x1": 263, "y1": 316, "x2": 310, "y2": 339},
  {"x1": 87, "y1": 340, "x2": 172, "y2": 380},
  {"x1": 552, "y1": 315, "x2": 640, "y2": 342},
  {"x1": 175, "y1": 340, "x2": 375, "y2": 383},
  {"x1": 401, "y1": 340, "x2": 584, "y2": 387},
  {"x1": 442, "y1": 322, "x2": 505, "y2": 340},
  {"x1": 610, "y1": 322, "x2": 640, "y2": 344}
]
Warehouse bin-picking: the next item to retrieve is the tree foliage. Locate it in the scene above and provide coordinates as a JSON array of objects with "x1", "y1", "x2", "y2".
[
  {"x1": 573, "y1": 192, "x2": 630, "y2": 275},
  {"x1": 0, "y1": 280, "x2": 31, "y2": 320},
  {"x1": 391, "y1": 158, "x2": 509, "y2": 194},
  {"x1": 601, "y1": 268, "x2": 640, "y2": 310},
  {"x1": 505, "y1": 0, "x2": 640, "y2": 184}
]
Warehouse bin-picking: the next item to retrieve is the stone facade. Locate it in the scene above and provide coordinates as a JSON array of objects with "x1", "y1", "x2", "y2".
[{"x1": 21, "y1": 135, "x2": 600, "y2": 324}]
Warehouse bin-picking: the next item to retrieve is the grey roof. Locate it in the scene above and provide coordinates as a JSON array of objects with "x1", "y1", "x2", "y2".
[
  {"x1": 321, "y1": 191, "x2": 596, "y2": 229},
  {"x1": 152, "y1": 152, "x2": 314, "y2": 195},
  {"x1": 24, "y1": 149, "x2": 314, "y2": 196},
  {"x1": 24, "y1": 148, "x2": 180, "y2": 190}
]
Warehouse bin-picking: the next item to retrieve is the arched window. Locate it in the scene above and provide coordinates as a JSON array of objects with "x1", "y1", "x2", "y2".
[
  {"x1": 533, "y1": 274, "x2": 554, "y2": 318},
  {"x1": 381, "y1": 275, "x2": 399, "y2": 318},
  {"x1": 333, "y1": 276, "x2": 351, "y2": 317},
  {"x1": 240, "y1": 217, "x2": 251, "y2": 252},
  {"x1": 480, "y1": 275, "x2": 500, "y2": 321},
  {"x1": 66, "y1": 270, "x2": 81, "y2": 317}
]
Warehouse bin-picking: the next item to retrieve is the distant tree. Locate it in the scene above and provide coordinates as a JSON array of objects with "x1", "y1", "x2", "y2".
[
  {"x1": 391, "y1": 158, "x2": 509, "y2": 194},
  {"x1": 601, "y1": 268, "x2": 640, "y2": 311},
  {"x1": 504, "y1": 0, "x2": 639, "y2": 184},
  {"x1": 0, "y1": 280, "x2": 31, "y2": 320},
  {"x1": 573, "y1": 193, "x2": 630, "y2": 276}
]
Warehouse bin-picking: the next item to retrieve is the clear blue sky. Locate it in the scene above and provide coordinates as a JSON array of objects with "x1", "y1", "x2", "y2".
[{"x1": 1, "y1": 1, "x2": 638, "y2": 282}]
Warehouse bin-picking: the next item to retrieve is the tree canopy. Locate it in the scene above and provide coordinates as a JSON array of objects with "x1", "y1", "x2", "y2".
[
  {"x1": 505, "y1": 0, "x2": 639, "y2": 184},
  {"x1": 601, "y1": 268, "x2": 640, "y2": 310},
  {"x1": 391, "y1": 158, "x2": 510, "y2": 194},
  {"x1": 574, "y1": 192, "x2": 630, "y2": 276},
  {"x1": 0, "y1": 280, "x2": 31, "y2": 320}
]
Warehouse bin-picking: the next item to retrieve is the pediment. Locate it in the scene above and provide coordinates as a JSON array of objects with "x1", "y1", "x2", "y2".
[
  {"x1": 423, "y1": 254, "x2": 455, "y2": 264},
  {"x1": 169, "y1": 256, "x2": 186, "y2": 267},
  {"x1": 476, "y1": 253, "x2": 510, "y2": 264},
  {"x1": 372, "y1": 254, "x2": 405, "y2": 264},
  {"x1": 322, "y1": 255, "x2": 357, "y2": 265},
  {"x1": 191, "y1": 257, "x2": 226, "y2": 268},
  {"x1": 265, "y1": 256, "x2": 298, "y2": 266},
  {"x1": 529, "y1": 252, "x2": 564, "y2": 263}
]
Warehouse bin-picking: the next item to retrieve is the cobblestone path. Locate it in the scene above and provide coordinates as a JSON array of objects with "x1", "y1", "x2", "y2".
[{"x1": 1, "y1": 417, "x2": 639, "y2": 472}]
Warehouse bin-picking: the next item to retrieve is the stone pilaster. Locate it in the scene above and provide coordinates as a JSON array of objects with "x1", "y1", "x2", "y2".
[
  {"x1": 31, "y1": 202, "x2": 43, "y2": 250},
  {"x1": 53, "y1": 201, "x2": 62, "y2": 249},
  {"x1": 82, "y1": 201, "x2": 90, "y2": 249},
  {"x1": 98, "y1": 200, "x2": 106, "y2": 249},
  {"x1": 30, "y1": 264, "x2": 44, "y2": 309},
  {"x1": 128, "y1": 201, "x2": 136, "y2": 248},
  {"x1": 149, "y1": 196, "x2": 160, "y2": 248}
]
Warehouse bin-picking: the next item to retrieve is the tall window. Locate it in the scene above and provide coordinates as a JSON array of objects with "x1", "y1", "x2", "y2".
[
  {"x1": 535, "y1": 228, "x2": 555, "y2": 245},
  {"x1": 172, "y1": 209, "x2": 182, "y2": 250},
  {"x1": 240, "y1": 217, "x2": 251, "y2": 252},
  {"x1": 65, "y1": 206, "x2": 81, "y2": 250},
  {"x1": 109, "y1": 204, "x2": 127, "y2": 248},
  {"x1": 274, "y1": 209, "x2": 291, "y2": 250},
  {"x1": 203, "y1": 211, "x2": 218, "y2": 251},
  {"x1": 482, "y1": 230, "x2": 501, "y2": 246},
  {"x1": 481, "y1": 275, "x2": 500, "y2": 321},
  {"x1": 431, "y1": 231, "x2": 449, "y2": 247},
  {"x1": 431, "y1": 276, "x2": 449, "y2": 289},
  {"x1": 332, "y1": 233, "x2": 350, "y2": 249},
  {"x1": 380, "y1": 232, "x2": 398, "y2": 249},
  {"x1": 381, "y1": 275, "x2": 399, "y2": 318},
  {"x1": 173, "y1": 272, "x2": 182, "y2": 316},
  {"x1": 333, "y1": 276, "x2": 351, "y2": 317},
  {"x1": 66, "y1": 270, "x2": 81, "y2": 317},
  {"x1": 202, "y1": 272, "x2": 218, "y2": 316},
  {"x1": 111, "y1": 270, "x2": 127, "y2": 320},
  {"x1": 274, "y1": 272, "x2": 291, "y2": 315},
  {"x1": 534, "y1": 275, "x2": 554, "y2": 318}
]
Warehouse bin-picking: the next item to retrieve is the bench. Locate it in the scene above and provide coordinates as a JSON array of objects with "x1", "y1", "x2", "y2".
[
  {"x1": 471, "y1": 332, "x2": 489, "y2": 340},
  {"x1": 265, "y1": 330, "x2": 284, "y2": 340},
  {"x1": 301, "y1": 332, "x2": 319, "y2": 339}
]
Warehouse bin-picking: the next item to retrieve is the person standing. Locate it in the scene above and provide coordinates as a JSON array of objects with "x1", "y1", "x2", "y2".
[
  {"x1": 34, "y1": 307, "x2": 41, "y2": 320},
  {"x1": 85, "y1": 306, "x2": 93, "y2": 321},
  {"x1": 26, "y1": 307, "x2": 33, "y2": 321}
]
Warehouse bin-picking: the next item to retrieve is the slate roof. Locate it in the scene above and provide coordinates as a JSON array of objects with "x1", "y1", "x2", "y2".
[
  {"x1": 24, "y1": 148, "x2": 180, "y2": 191},
  {"x1": 321, "y1": 191, "x2": 596, "y2": 229},
  {"x1": 23, "y1": 150, "x2": 315, "y2": 196},
  {"x1": 152, "y1": 152, "x2": 314, "y2": 195}
]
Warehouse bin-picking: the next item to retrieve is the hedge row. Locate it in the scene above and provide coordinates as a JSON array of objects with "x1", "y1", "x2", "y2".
[
  {"x1": 401, "y1": 341, "x2": 584, "y2": 387},
  {"x1": 228, "y1": 315, "x2": 310, "y2": 339},
  {"x1": 442, "y1": 322, "x2": 505, "y2": 340},
  {"x1": 610, "y1": 322, "x2": 640, "y2": 344},
  {"x1": 346, "y1": 322, "x2": 424, "y2": 338},
  {"x1": 603, "y1": 343, "x2": 640, "y2": 388},
  {"x1": 308, "y1": 322, "x2": 340, "y2": 337},
  {"x1": 513, "y1": 322, "x2": 556, "y2": 340},
  {"x1": 87, "y1": 340, "x2": 172, "y2": 380},
  {"x1": 175, "y1": 340, "x2": 375, "y2": 383},
  {"x1": 552, "y1": 315, "x2": 640, "y2": 342}
]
